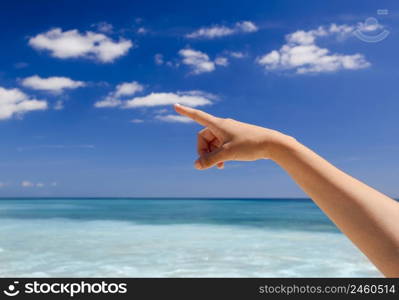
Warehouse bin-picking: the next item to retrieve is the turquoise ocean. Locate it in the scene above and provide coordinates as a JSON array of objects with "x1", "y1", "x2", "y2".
[{"x1": 0, "y1": 198, "x2": 379, "y2": 277}]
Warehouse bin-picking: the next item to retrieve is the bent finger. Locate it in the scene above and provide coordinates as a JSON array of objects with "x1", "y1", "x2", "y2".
[
  {"x1": 197, "y1": 132, "x2": 210, "y2": 156},
  {"x1": 195, "y1": 147, "x2": 230, "y2": 170}
]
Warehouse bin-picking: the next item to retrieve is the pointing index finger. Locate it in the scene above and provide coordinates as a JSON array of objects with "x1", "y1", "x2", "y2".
[{"x1": 174, "y1": 104, "x2": 219, "y2": 128}]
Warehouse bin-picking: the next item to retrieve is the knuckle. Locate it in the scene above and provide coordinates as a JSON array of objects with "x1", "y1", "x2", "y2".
[
  {"x1": 223, "y1": 143, "x2": 231, "y2": 152},
  {"x1": 218, "y1": 117, "x2": 234, "y2": 127}
]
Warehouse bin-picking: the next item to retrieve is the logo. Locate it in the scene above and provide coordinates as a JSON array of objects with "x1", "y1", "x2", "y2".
[
  {"x1": 3, "y1": 281, "x2": 20, "y2": 297},
  {"x1": 3, "y1": 280, "x2": 128, "y2": 297},
  {"x1": 354, "y1": 16, "x2": 389, "y2": 43},
  {"x1": 377, "y1": 9, "x2": 388, "y2": 15}
]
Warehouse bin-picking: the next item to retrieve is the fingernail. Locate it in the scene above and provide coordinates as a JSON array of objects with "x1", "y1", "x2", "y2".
[{"x1": 174, "y1": 103, "x2": 181, "y2": 107}]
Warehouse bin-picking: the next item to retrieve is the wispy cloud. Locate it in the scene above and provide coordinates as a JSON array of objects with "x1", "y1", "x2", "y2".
[
  {"x1": 123, "y1": 91, "x2": 214, "y2": 108},
  {"x1": 154, "y1": 53, "x2": 164, "y2": 65},
  {"x1": 130, "y1": 119, "x2": 144, "y2": 123},
  {"x1": 179, "y1": 48, "x2": 228, "y2": 74},
  {"x1": 137, "y1": 27, "x2": 148, "y2": 34},
  {"x1": 227, "y1": 51, "x2": 246, "y2": 58},
  {"x1": 21, "y1": 181, "x2": 55, "y2": 188},
  {"x1": 21, "y1": 75, "x2": 85, "y2": 94},
  {"x1": 186, "y1": 21, "x2": 258, "y2": 39},
  {"x1": 153, "y1": 53, "x2": 178, "y2": 67},
  {"x1": 95, "y1": 84, "x2": 216, "y2": 124},
  {"x1": 21, "y1": 180, "x2": 35, "y2": 187},
  {"x1": 0, "y1": 86, "x2": 47, "y2": 120},
  {"x1": 91, "y1": 21, "x2": 114, "y2": 34},
  {"x1": 95, "y1": 80, "x2": 216, "y2": 110},
  {"x1": 29, "y1": 28, "x2": 132, "y2": 63},
  {"x1": 179, "y1": 48, "x2": 215, "y2": 74},
  {"x1": 214, "y1": 57, "x2": 229, "y2": 66},
  {"x1": 155, "y1": 114, "x2": 193, "y2": 123},
  {"x1": 17, "y1": 144, "x2": 95, "y2": 152},
  {"x1": 257, "y1": 23, "x2": 370, "y2": 74},
  {"x1": 113, "y1": 81, "x2": 144, "y2": 98},
  {"x1": 95, "y1": 81, "x2": 144, "y2": 108}
]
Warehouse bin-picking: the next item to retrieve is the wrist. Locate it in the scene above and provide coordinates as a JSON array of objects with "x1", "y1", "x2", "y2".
[{"x1": 266, "y1": 132, "x2": 300, "y2": 162}]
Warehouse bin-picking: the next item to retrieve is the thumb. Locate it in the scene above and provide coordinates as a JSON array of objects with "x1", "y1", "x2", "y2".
[{"x1": 195, "y1": 147, "x2": 229, "y2": 170}]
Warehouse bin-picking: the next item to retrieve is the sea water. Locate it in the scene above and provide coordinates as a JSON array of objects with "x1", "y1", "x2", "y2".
[{"x1": 0, "y1": 198, "x2": 380, "y2": 277}]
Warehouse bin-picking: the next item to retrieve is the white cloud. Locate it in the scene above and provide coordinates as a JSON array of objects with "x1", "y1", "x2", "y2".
[
  {"x1": 21, "y1": 75, "x2": 85, "y2": 93},
  {"x1": 154, "y1": 53, "x2": 164, "y2": 65},
  {"x1": 114, "y1": 81, "x2": 143, "y2": 97},
  {"x1": 123, "y1": 91, "x2": 214, "y2": 108},
  {"x1": 95, "y1": 85, "x2": 215, "y2": 124},
  {"x1": 21, "y1": 181, "x2": 34, "y2": 187},
  {"x1": 21, "y1": 181, "x2": 47, "y2": 188},
  {"x1": 54, "y1": 100, "x2": 64, "y2": 110},
  {"x1": 130, "y1": 119, "x2": 144, "y2": 123},
  {"x1": 29, "y1": 28, "x2": 132, "y2": 63},
  {"x1": 186, "y1": 20, "x2": 258, "y2": 39},
  {"x1": 228, "y1": 51, "x2": 245, "y2": 58},
  {"x1": 95, "y1": 81, "x2": 144, "y2": 108},
  {"x1": 187, "y1": 26, "x2": 234, "y2": 39},
  {"x1": 179, "y1": 49, "x2": 233, "y2": 74},
  {"x1": 179, "y1": 49, "x2": 215, "y2": 74},
  {"x1": 179, "y1": 90, "x2": 218, "y2": 101},
  {"x1": 155, "y1": 114, "x2": 193, "y2": 123},
  {"x1": 92, "y1": 22, "x2": 114, "y2": 33},
  {"x1": 215, "y1": 57, "x2": 229, "y2": 66},
  {"x1": 257, "y1": 23, "x2": 370, "y2": 74},
  {"x1": 236, "y1": 21, "x2": 258, "y2": 33},
  {"x1": 95, "y1": 98, "x2": 121, "y2": 108},
  {"x1": 137, "y1": 27, "x2": 148, "y2": 34},
  {"x1": 0, "y1": 86, "x2": 47, "y2": 120},
  {"x1": 154, "y1": 54, "x2": 178, "y2": 67}
]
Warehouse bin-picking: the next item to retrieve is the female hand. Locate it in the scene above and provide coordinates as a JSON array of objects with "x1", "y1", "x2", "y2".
[{"x1": 174, "y1": 104, "x2": 293, "y2": 170}]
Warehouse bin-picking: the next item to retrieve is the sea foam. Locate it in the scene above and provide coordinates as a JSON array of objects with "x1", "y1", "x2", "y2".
[{"x1": 0, "y1": 217, "x2": 379, "y2": 277}]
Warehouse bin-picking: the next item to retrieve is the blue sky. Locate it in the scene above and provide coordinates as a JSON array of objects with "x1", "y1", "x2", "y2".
[{"x1": 0, "y1": 0, "x2": 398, "y2": 198}]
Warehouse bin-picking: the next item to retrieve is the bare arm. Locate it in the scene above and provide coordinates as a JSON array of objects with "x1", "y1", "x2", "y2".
[{"x1": 174, "y1": 103, "x2": 399, "y2": 277}]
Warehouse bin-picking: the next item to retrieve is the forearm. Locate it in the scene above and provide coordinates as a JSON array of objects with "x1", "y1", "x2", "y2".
[{"x1": 270, "y1": 136, "x2": 399, "y2": 277}]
